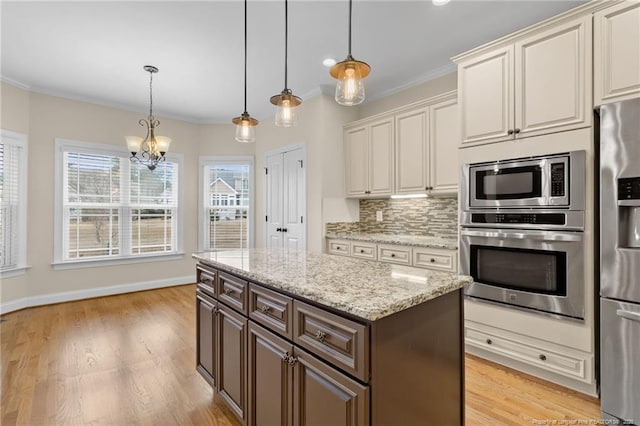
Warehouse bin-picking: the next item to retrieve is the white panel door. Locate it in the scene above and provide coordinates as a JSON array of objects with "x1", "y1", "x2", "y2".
[
  {"x1": 458, "y1": 45, "x2": 514, "y2": 147},
  {"x1": 514, "y1": 16, "x2": 592, "y2": 138},
  {"x1": 594, "y1": 1, "x2": 640, "y2": 105},
  {"x1": 395, "y1": 108, "x2": 428, "y2": 194},
  {"x1": 282, "y1": 148, "x2": 305, "y2": 251},
  {"x1": 429, "y1": 97, "x2": 460, "y2": 195},
  {"x1": 368, "y1": 118, "x2": 394, "y2": 196},
  {"x1": 265, "y1": 153, "x2": 284, "y2": 249},
  {"x1": 344, "y1": 126, "x2": 368, "y2": 197}
]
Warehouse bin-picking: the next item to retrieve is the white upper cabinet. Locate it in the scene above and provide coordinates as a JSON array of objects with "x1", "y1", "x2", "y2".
[
  {"x1": 458, "y1": 46, "x2": 514, "y2": 146},
  {"x1": 344, "y1": 118, "x2": 394, "y2": 198},
  {"x1": 594, "y1": 1, "x2": 640, "y2": 106},
  {"x1": 395, "y1": 108, "x2": 429, "y2": 194},
  {"x1": 515, "y1": 16, "x2": 592, "y2": 138},
  {"x1": 429, "y1": 96, "x2": 460, "y2": 194},
  {"x1": 455, "y1": 15, "x2": 592, "y2": 147}
]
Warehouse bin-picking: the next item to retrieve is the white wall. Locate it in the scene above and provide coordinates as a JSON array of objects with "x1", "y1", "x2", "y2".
[{"x1": 0, "y1": 82, "x2": 253, "y2": 312}]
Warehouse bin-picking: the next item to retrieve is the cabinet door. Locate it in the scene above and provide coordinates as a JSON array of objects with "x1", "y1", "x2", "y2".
[
  {"x1": 368, "y1": 118, "x2": 394, "y2": 196},
  {"x1": 594, "y1": 1, "x2": 640, "y2": 105},
  {"x1": 218, "y1": 303, "x2": 248, "y2": 422},
  {"x1": 196, "y1": 292, "x2": 217, "y2": 388},
  {"x1": 395, "y1": 108, "x2": 428, "y2": 194},
  {"x1": 344, "y1": 126, "x2": 369, "y2": 197},
  {"x1": 515, "y1": 16, "x2": 592, "y2": 138},
  {"x1": 458, "y1": 45, "x2": 514, "y2": 146},
  {"x1": 248, "y1": 322, "x2": 294, "y2": 426},
  {"x1": 293, "y1": 348, "x2": 369, "y2": 426},
  {"x1": 429, "y1": 97, "x2": 460, "y2": 194}
]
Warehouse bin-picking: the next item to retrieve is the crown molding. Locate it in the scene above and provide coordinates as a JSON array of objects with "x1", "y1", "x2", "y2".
[{"x1": 1, "y1": 76, "x2": 31, "y2": 90}]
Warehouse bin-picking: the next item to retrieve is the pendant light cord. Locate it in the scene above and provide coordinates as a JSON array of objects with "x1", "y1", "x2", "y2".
[
  {"x1": 244, "y1": 0, "x2": 248, "y2": 113},
  {"x1": 348, "y1": 0, "x2": 352, "y2": 57},
  {"x1": 149, "y1": 70, "x2": 154, "y2": 118},
  {"x1": 284, "y1": 0, "x2": 289, "y2": 90}
]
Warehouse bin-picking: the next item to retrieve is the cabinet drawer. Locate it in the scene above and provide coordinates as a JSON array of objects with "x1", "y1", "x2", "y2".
[
  {"x1": 413, "y1": 248, "x2": 457, "y2": 273},
  {"x1": 248, "y1": 284, "x2": 293, "y2": 339},
  {"x1": 293, "y1": 301, "x2": 369, "y2": 383},
  {"x1": 218, "y1": 272, "x2": 248, "y2": 315},
  {"x1": 350, "y1": 242, "x2": 377, "y2": 260},
  {"x1": 465, "y1": 326, "x2": 589, "y2": 381},
  {"x1": 377, "y1": 245, "x2": 412, "y2": 265},
  {"x1": 197, "y1": 266, "x2": 217, "y2": 297},
  {"x1": 328, "y1": 240, "x2": 351, "y2": 256}
]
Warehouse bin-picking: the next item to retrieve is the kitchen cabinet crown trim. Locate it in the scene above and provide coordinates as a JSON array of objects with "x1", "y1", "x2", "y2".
[{"x1": 451, "y1": 0, "x2": 624, "y2": 63}]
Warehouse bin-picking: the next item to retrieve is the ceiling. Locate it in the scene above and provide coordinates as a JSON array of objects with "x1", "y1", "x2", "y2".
[{"x1": 1, "y1": 1, "x2": 586, "y2": 124}]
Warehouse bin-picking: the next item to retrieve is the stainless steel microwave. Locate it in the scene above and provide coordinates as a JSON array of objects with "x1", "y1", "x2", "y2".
[{"x1": 461, "y1": 151, "x2": 586, "y2": 210}]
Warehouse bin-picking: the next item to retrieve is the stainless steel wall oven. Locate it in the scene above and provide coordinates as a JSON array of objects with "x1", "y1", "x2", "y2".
[{"x1": 460, "y1": 151, "x2": 586, "y2": 320}]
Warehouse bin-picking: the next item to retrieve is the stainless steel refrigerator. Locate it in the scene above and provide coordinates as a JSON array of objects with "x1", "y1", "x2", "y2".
[{"x1": 600, "y1": 98, "x2": 640, "y2": 424}]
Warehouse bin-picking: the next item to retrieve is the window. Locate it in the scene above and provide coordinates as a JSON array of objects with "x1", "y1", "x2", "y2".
[
  {"x1": 0, "y1": 130, "x2": 28, "y2": 275},
  {"x1": 200, "y1": 157, "x2": 253, "y2": 250},
  {"x1": 55, "y1": 139, "x2": 182, "y2": 266}
]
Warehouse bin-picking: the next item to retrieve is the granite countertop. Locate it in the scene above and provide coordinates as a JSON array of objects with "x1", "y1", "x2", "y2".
[
  {"x1": 193, "y1": 248, "x2": 472, "y2": 322},
  {"x1": 325, "y1": 232, "x2": 458, "y2": 250}
]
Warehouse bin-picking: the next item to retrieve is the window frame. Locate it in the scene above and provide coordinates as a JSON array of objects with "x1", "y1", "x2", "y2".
[
  {"x1": 53, "y1": 138, "x2": 184, "y2": 269},
  {"x1": 0, "y1": 130, "x2": 29, "y2": 278},
  {"x1": 199, "y1": 156, "x2": 254, "y2": 251}
]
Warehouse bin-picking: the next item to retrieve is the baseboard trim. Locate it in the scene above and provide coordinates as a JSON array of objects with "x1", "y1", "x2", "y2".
[{"x1": 0, "y1": 275, "x2": 194, "y2": 315}]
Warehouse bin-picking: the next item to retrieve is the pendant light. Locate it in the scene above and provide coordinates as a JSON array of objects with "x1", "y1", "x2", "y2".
[
  {"x1": 126, "y1": 65, "x2": 172, "y2": 171},
  {"x1": 270, "y1": 0, "x2": 302, "y2": 127},
  {"x1": 330, "y1": 0, "x2": 370, "y2": 106},
  {"x1": 232, "y1": 0, "x2": 259, "y2": 143}
]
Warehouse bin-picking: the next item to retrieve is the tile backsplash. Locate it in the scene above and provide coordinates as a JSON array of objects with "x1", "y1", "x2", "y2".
[{"x1": 326, "y1": 196, "x2": 458, "y2": 238}]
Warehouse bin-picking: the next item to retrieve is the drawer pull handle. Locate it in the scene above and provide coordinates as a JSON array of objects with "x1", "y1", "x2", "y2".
[
  {"x1": 282, "y1": 352, "x2": 291, "y2": 363},
  {"x1": 430, "y1": 258, "x2": 436, "y2": 263},
  {"x1": 486, "y1": 339, "x2": 492, "y2": 345},
  {"x1": 223, "y1": 288, "x2": 234, "y2": 296},
  {"x1": 314, "y1": 330, "x2": 327, "y2": 343},
  {"x1": 260, "y1": 305, "x2": 271, "y2": 314},
  {"x1": 391, "y1": 253, "x2": 396, "y2": 258},
  {"x1": 539, "y1": 354, "x2": 547, "y2": 361},
  {"x1": 212, "y1": 306, "x2": 219, "y2": 315},
  {"x1": 287, "y1": 356, "x2": 298, "y2": 366}
]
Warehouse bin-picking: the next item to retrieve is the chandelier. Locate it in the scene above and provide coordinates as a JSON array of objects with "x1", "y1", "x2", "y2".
[{"x1": 125, "y1": 65, "x2": 172, "y2": 171}]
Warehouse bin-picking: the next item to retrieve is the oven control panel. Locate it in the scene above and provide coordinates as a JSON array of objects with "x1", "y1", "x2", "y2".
[
  {"x1": 471, "y1": 213, "x2": 566, "y2": 226},
  {"x1": 618, "y1": 177, "x2": 640, "y2": 200},
  {"x1": 551, "y1": 163, "x2": 565, "y2": 197}
]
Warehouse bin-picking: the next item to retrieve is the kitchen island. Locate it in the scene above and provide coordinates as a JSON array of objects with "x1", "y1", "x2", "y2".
[{"x1": 193, "y1": 249, "x2": 472, "y2": 426}]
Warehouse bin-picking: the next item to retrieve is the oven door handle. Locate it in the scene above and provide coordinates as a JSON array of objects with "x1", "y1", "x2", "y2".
[
  {"x1": 617, "y1": 309, "x2": 640, "y2": 322},
  {"x1": 460, "y1": 229, "x2": 583, "y2": 242}
]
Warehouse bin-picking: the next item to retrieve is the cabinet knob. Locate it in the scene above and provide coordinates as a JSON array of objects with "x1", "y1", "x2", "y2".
[
  {"x1": 223, "y1": 288, "x2": 234, "y2": 296},
  {"x1": 276, "y1": 227, "x2": 282, "y2": 232},
  {"x1": 260, "y1": 305, "x2": 271, "y2": 314},
  {"x1": 212, "y1": 306, "x2": 219, "y2": 315},
  {"x1": 514, "y1": 128, "x2": 521, "y2": 134},
  {"x1": 430, "y1": 258, "x2": 436, "y2": 263},
  {"x1": 539, "y1": 354, "x2": 547, "y2": 361},
  {"x1": 282, "y1": 352, "x2": 291, "y2": 363},
  {"x1": 287, "y1": 356, "x2": 298, "y2": 366},
  {"x1": 282, "y1": 228, "x2": 288, "y2": 233},
  {"x1": 360, "y1": 249, "x2": 365, "y2": 253},
  {"x1": 508, "y1": 129, "x2": 514, "y2": 135},
  {"x1": 314, "y1": 330, "x2": 327, "y2": 343},
  {"x1": 486, "y1": 339, "x2": 492, "y2": 345},
  {"x1": 391, "y1": 253, "x2": 396, "y2": 258}
]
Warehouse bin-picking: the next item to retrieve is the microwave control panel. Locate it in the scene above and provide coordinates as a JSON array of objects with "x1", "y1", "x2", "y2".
[
  {"x1": 618, "y1": 177, "x2": 640, "y2": 200},
  {"x1": 551, "y1": 163, "x2": 565, "y2": 197},
  {"x1": 471, "y1": 213, "x2": 566, "y2": 226}
]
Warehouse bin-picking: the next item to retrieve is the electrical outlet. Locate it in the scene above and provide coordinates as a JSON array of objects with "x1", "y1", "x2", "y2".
[{"x1": 376, "y1": 211, "x2": 383, "y2": 222}]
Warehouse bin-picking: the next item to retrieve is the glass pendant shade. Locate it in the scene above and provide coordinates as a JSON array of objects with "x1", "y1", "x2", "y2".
[
  {"x1": 126, "y1": 136, "x2": 143, "y2": 154},
  {"x1": 270, "y1": 90, "x2": 301, "y2": 127},
  {"x1": 333, "y1": 61, "x2": 367, "y2": 106},
  {"x1": 154, "y1": 136, "x2": 172, "y2": 154},
  {"x1": 232, "y1": 113, "x2": 259, "y2": 143}
]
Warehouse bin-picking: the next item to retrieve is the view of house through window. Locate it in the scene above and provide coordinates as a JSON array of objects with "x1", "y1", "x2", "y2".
[
  {"x1": 60, "y1": 144, "x2": 180, "y2": 261},
  {"x1": 204, "y1": 160, "x2": 251, "y2": 249}
]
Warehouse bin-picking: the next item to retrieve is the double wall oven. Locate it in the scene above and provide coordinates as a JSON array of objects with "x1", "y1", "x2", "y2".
[{"x1": 460, "y1": 151, "x2": 586, "y2": 320}]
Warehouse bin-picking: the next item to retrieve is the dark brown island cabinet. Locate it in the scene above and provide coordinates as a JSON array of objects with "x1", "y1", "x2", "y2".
[{"x1": 195, "y1": 262, "x2": 464, "y2": 426}]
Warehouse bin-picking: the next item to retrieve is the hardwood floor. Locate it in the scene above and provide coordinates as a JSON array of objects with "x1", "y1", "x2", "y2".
[{"x1": 1, "y1": 285, "x2": 600, "y2": 425}]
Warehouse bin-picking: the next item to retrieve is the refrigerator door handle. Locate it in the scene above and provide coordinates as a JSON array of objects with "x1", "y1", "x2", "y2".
[{"x1": 616, "y1": 309, "x2": 640, "y2": 322}]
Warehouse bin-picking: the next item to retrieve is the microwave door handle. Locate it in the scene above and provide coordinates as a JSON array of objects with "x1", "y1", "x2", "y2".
[
  {"x1": 617, "y1": 309, "x2": 640, "y2": 322},
  {"x1": 460, "y1": 229, "x2": 582, "y2": 242}
]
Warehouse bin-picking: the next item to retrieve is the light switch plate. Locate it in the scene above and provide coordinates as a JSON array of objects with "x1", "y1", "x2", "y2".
[{"x1": 376, "y1": 211, "x2": 383, "y2": 222}]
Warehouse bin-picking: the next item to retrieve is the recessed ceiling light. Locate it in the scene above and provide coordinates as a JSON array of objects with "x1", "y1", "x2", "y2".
[
  {"x1": 323, "y1": 58, "x2": 337, "y2": 67},
  {"x1": 432, "y1": 0, "x2": 450, "y2": 5}
]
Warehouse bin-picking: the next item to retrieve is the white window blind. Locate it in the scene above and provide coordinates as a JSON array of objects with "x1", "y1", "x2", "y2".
[
  {"x1": 201, "y1": 158, "x2": 253, "y2": 250},
  {"x1": 60, "y1": 142, "x2": 180, "y2": 263},
  {"x1": 0, "y1": 134, "x2": 27, "y2": 271}
]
